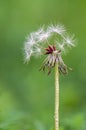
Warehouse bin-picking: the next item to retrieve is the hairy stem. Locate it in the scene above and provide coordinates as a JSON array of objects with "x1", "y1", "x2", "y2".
[{"x1": 55, "y1": 63, "x2": 59, "y2": 130}]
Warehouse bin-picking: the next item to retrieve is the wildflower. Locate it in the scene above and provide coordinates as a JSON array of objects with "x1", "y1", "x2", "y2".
[{"x1": 24, "y1": 24, "x2": 75, "y2": 74}]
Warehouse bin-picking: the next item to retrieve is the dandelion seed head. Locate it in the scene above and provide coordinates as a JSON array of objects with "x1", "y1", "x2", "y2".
[{"x1": 24, "y1": 24, "x2": 76, "y2": 62}]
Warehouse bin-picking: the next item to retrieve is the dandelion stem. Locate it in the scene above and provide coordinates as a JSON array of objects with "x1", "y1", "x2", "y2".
[{"x1": 55, "y1": 63, "x2": 59, "y2": 130}]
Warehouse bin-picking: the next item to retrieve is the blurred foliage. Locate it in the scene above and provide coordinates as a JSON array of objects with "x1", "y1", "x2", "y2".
[{"x1": 0, "y1": 0, "x2": 86, "y2": 129}]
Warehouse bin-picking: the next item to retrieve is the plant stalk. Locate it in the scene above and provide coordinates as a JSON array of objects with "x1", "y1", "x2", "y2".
[{"x1": 55, "y1": 63, "x2": 59, "y2": 130}]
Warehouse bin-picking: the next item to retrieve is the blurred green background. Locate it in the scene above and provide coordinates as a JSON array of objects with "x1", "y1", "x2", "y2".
[{"x1": 0, "y1": 0, "x2": 86, "y2": 130}]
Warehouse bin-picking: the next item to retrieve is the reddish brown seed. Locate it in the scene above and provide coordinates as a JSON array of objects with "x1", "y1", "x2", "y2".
[
  {"x1": 48, "y1": 45, "x2": 53, "y2": 51},
  {"x1": 53, "y1": 45, "x2": 56, "y2": 51},
  {"x1": 45, "y1": 45, "x2": 56, "y2": 54}
]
